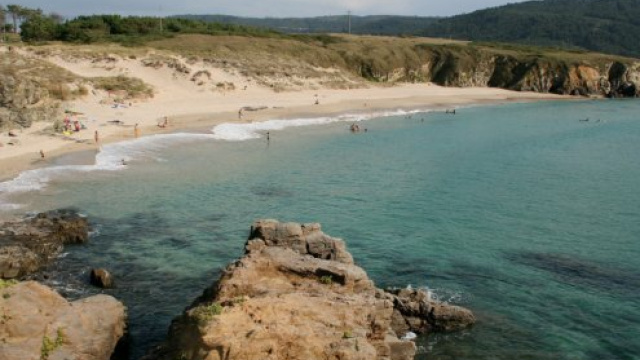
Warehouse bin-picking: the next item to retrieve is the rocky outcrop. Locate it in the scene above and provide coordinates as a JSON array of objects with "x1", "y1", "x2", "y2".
[
  {"x1": 0, "y1": 280, "x2": 126, "y2": 360},
  {"x1": 145, "y1": 220, "x2": 474, "y2": 360},
  {"x1": 387, "y1": 288, "x2": 475, "y2": 335},
  {"x1": 0, "y1": 73, "x2": 61, "y2": 129},
  {"x1": 350, "y1": 44, "x2": 640, "y2": 97},
  {"x1": 90, "y1": 268, "x2": 114, "y2": 289},
  {"x1": 0, "y1": 211, "x2": 89, "y2": 279}
]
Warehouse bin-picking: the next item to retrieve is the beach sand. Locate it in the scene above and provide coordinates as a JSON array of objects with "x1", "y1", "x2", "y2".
[{"x1": 0, "y1": 51, "x2": 569, "y2": 182}]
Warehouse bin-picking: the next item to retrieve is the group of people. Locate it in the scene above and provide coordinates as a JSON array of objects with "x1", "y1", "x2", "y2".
[{"x1": 63, "y1": 117, "x2": 85, "y2": 133}]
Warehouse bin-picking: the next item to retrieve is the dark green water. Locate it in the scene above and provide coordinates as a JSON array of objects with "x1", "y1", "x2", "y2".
[{"x1": 4, "y1": 100, "x2": 640, "y2": 359}]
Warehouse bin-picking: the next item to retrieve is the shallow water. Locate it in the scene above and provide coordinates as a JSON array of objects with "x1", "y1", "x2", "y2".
[{"x1": 3, "y1": 100, "x2": 640, "y2": 359}]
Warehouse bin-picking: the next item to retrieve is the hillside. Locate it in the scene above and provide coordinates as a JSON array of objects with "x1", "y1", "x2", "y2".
[
  {"x1": 176, "y1": 0, "x2": 640, "y2": 58},
  {"x1": 420, "y1": 0, "x2": 640, "y2": 58},
  {"x1": 173, "y1": 14, "x2": 439, "y2": 36}
]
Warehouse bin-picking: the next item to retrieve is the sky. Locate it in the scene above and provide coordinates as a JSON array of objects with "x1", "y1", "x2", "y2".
[{"x1": 3, "y1": 0, "x2": 533, "y2": 18}]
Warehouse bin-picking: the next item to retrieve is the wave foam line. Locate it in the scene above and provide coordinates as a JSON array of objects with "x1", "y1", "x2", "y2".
[
  {"x1": 212, "y1": 108, "x2": 428, "y2": 141},
  {"x1": 0, "y1": 133, "x2": 215, "y2": 209}
]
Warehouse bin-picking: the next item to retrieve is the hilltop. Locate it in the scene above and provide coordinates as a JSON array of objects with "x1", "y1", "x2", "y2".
[{"x1": 420, "y1": 0, "x2": 640, "y2": 58}]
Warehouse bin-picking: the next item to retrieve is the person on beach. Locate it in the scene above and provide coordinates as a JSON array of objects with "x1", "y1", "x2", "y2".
[
  {"x1": 94, "y1": 130, "x2": 99, "y2": 144},
  {"x1": 39, "y1": 149, "x2": 45, "y2": 159},
  {"x1": 134, "y1": 123, "x2": 140, "y2": 138},
  {"x1": 238, "y1": 108, "x2": 244, "y2": 120}
]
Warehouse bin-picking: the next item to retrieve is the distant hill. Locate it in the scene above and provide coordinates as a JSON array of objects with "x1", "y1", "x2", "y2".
[
  {"x1": 176, "y1": 0, "x2": 640, "y2": 58},
  {"x1": 172, "y1": 15, "x2": 439, "y2": 36},
  {"x1": 419, "y1": 0, "x2": 640, "y2": 58}
]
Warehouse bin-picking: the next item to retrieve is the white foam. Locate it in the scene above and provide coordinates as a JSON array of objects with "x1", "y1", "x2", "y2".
[
  {"x1": 0, "y1": 108, "x2": 431, "y2": 209},
  {"x1": 211, "y1": 108, "x2": 426, "y2": 141},
  {"x1": 0, "y1": 132, "x2": 215, "y2": 209}
]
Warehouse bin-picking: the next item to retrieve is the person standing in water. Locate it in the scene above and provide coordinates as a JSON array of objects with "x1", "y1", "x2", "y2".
[{"x1": 94, "y1": 130, "x2": 99, "y2": 144}]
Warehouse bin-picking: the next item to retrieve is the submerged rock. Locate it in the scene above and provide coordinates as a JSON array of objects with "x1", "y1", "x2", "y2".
[
  {"x1": 0, "y1": 281, "x2": 126, "y2": 360},
  {"x1": 0, "y1": 210, "x2": 89, "y2": 279},
  {"x1": 145, "y1": 220, "x2": 474, "y2": 360},
  {"x1": 90, "y1": 268, "x2": 115, "y2": 289}
]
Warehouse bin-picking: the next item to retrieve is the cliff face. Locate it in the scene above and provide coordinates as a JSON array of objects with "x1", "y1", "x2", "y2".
[
  {"x1": 145, "y1": 220, "x2": 474, "y2": 360},
  {"x1": 345, "y1": 43, "x2": 640, "y2": 97}
]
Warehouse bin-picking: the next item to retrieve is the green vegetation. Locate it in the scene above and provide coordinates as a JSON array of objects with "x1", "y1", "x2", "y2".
[
  {"x1": 319, "y1": 275, "x2": 333, "y2": 285},
  {"x1": 92, "y1": 76, "x2": 154, "y2": 99},
  {"x1": 0, "y1": 279, "x2": 18, "y2": 289},
  {"x1": 40, "y1": 328, "x2": 65, "y2": 360},
  {"x1": 175, "y1": 14, "x2": 439, "y2": 36},
  {"x1": 15, "y1": 11, "x2": 283, "y2": 45},
  {"x1": 191, "y1": 302, "x2": 223, "y2": 325},
  {"x1": 419, "y1": 0, "x2": 640, "y2": 58}
]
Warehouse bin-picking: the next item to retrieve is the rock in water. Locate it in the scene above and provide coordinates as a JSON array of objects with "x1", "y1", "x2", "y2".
[
  {"x1": 0, "y1": 210, "x2": 89, "y2": 279},
  {"x1": 90, "y1": 268, "x2": 114, "y2": 289},
  {"x1": 0, "y1": 281, "x2": 126, "y2": 360},
  {"x1": 144, "y1": 220, "x2": 474, "y2": 360}
]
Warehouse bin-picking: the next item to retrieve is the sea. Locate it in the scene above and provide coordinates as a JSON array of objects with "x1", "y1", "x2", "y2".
[{"x1": 1, "y1": 99, "x2": 639, "y2": 360}]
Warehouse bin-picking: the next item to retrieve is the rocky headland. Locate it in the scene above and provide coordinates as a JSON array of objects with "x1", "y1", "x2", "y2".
[{"x1": 144, "y1": 220, "x2": 474, "y2": 360}]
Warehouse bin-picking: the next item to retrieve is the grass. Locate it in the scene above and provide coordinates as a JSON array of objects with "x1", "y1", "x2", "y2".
[
  {"x1": 191, "y1": 302, "x2": 223, "y2": 326},
  {"x1": 40, "y1": 328, "x2": 65, "y2": 360},
  {"x1": 91, "y1": 75, "x2": 154, "y2": 99},
  {"x1": 0, "y1": 279, "x2": 18, "y2": 290}
]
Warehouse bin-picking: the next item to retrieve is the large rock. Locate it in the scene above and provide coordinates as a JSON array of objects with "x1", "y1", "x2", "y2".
[
  {"x1": 0, "y1": 211, "x2": 90, "y2": 279},
  {"x1": 144, "y1": 220, "x2": 474, "y2": 360},
  {"x1": 0, "y1": 281, "x2": 126, "y2": 360},
  {"x1": 386, "y1": 288, "x2": 475, "y2": 335},
  {"x1": 90, "y1": 268, "x2": 114, "y2": 289}
]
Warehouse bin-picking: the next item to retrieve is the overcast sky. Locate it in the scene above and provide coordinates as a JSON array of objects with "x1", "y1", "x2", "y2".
[{"x1": 4, "y1": 0, "x2": 533, "y2": 18}]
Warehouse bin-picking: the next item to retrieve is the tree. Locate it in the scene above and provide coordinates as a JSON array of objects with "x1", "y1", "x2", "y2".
[
  {"x1": 20, "y1": 12, "x2": 57, "y2": 41},
  {"x1": 0, "y1": 5, "x2": 5, "y2": 30},
  {"x1": 6, "y1": 4, "x2": 21, "y2": 33}
]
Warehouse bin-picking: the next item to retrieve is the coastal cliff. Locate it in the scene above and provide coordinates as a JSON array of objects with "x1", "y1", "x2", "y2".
[
  {"x1": 145, "y1": 220, "x2": 474, "y2": 360},
  {"x1": 346, "y1": 43, "x2": 640, "y2": 97}
]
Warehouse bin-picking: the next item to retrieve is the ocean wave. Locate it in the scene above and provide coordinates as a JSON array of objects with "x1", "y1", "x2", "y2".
[
  {"x1": 1, "y1": 108, "x2": 431, "y2": 209},
  {"x1": 211, "y1": 108, "x2": 427, "y2": 141},
  {"x1": 0, "y1": 132, "x2": 215, "y2": 209}
]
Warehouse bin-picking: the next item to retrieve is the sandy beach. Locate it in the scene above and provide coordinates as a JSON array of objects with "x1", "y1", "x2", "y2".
[{"x1": 0, "y1": 49, "x2": 569, "y2": 182}]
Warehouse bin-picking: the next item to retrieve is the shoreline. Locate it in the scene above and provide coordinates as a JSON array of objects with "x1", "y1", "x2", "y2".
[{"x1": 0, "y1": 85, "x2": 571, "y2": 183}]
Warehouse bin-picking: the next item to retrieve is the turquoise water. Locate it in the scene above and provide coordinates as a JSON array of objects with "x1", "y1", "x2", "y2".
[{"x1": 7, "y1": 100, "x2": 640, "y2": 359}]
